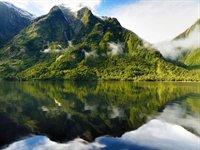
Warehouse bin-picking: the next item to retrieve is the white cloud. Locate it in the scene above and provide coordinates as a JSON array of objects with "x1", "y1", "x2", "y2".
[
  {"x1": 108, "y1": 0, "x2": 200, "y2": 43},
  {"x1": 121, "y1": 119, "x2": 200, "y2": 150},
  {"x1": 2, "y1": 0, "x2": 101, "y2": 16},
  {"x1": 108, "y1": 42, "x2": 124, "y2": 56},
  {"x1": 82, "y1": 50, "x2": 98, "y2": 59},
  {"x1": 109, "y1": 106, "x2": 125, "y2": 119},
  {"x1": 153, "y1": 24, "x2": 200, "y2": 60},
  {"x1": 5, "y1": 136, "x2": 105, "y2": 150},
  {"x1": 157, "y1": 103, "x2": 200, "y2": 135}
]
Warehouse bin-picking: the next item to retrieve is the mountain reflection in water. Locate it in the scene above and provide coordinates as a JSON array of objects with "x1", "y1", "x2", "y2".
[{"x1": 0, "y1": 81, "x2": 200, "y2": 149}]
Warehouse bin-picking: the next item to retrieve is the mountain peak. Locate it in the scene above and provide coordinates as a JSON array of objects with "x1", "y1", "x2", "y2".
[
  {"x1": 49, "y1": 5, "x2": 78, "y2": 20},
  {"x1": 49, "y1": 5, "x2": 62, "y2": 13},
  {"x1": 49, "y1": 5, "x2": 92, "y2": 17},
  {"x1": 77, "y1": 7, "x2": 93, "y2": 18},
  {"x1": 48, "y1": 5, "x2": 73, "y2": 22},
  {"x1": 79, "y1": 7, "x2": 91, "y2": 13}
]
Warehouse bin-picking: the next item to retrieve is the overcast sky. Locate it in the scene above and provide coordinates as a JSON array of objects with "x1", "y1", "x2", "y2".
[{"x1": 2, "y1": 0, "x2": 200, "y2": 43}]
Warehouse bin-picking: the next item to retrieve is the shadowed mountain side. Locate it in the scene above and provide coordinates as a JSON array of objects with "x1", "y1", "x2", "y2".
[{"x1": 0, "y1": 1, "x2": 34, "y2": 48}]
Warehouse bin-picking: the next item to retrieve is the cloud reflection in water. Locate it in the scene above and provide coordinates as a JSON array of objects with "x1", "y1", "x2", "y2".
[{"x1": 4, "y1": 119, "x2": 200, "y2": 150}]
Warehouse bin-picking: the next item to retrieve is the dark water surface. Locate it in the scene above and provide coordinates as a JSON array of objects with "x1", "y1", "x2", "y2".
[{"x1": 0, "y1": 81, "x2": 200, "y2": 150}]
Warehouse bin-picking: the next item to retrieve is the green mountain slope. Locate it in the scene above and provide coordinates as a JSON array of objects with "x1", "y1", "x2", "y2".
[
  {"x1": 184, "y1": 48, "x2": 200, "y2": 70},
  {"x1": 0, "y1": 1, "x2": 34, "y2": 48},
  {"x1": 0, "y1": 6, "x2": 199, "y2": 81}
]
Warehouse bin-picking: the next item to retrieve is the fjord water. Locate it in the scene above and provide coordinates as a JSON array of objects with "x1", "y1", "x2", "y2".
[{"x1": 0, "y1": 81, "x2": 200, "y2": 150}]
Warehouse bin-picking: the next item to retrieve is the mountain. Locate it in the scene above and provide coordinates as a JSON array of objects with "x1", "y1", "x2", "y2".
[
  {"x1": 176, "y1": 19, "x2": 200, "y2": 70},
  {"x1": 175, "y1": 19, "x2": 200, "y2": 39},
  {"x1": 0, "y1": 1, "x2": 34, "y2": 48},
  {"x1": 0, "y1": 5, "x2": 198, "y2": 81}
]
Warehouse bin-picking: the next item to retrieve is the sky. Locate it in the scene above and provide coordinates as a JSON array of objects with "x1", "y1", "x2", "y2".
[{"x1": 2, "y1": 0, "x2": 200, "y2": 43}]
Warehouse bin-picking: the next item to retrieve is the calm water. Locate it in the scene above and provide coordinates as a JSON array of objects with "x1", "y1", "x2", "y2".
[{"x1": 0, "y1": 81, "x2": 200, "y2": 150}]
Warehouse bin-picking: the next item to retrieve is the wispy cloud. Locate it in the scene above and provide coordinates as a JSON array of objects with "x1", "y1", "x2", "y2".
[
  {"x1": 108, "y1": 0, "x2": 200, "y2": 43},
  {"x1": 108, "y1": 42, "x2": 124, "y2": 56},
  {"x1": 83, "y1": 50, "x2": 98, "y2": 59},
  {"x1": 157, "y1": 102, "x2": 200, "y2": 135},
  {"x1": 153, "y1": 25, "x2": 200, "y2": 60}
]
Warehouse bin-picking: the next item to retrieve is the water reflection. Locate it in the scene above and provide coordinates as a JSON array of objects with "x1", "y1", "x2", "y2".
[
  {"x1": 4, "y1": 119, "x2": 200, "y2": 150},
  {"x1": 157, "y1": 94, "x2": 200, "y2": 136},
  {"x1": 0, "y1": 81, "x2": 200, "y2": 148}
]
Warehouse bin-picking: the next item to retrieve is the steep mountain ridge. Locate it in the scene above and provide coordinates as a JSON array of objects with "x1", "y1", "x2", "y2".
[
  {"x1": 0, "y1": 1, "x2": 34, "y2": 48},
  {"x1": 175, "y1": 19, "x2": 200, "y2": 39}
]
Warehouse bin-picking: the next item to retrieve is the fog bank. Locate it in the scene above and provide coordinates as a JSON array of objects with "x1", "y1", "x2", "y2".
[{"x1": 153, "y1": 25, "x2": 200, "y2": 60}]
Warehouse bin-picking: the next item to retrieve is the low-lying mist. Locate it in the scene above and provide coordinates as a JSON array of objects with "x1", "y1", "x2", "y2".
[
  {"x1": 82, "y1": 42, "x2": 125, "y2": 59},
  {"x1": 153, "y1": 25, "x2": 200, "y2": 60},
  {"x1": 108, "y1": 42, "x2": 124, "y2": 56}
]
